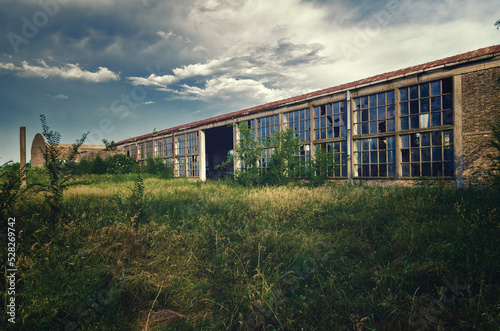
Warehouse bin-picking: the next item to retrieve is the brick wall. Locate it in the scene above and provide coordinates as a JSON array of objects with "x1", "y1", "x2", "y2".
[{"x1": 461, "y1": 66, "x2": 500, "y2": 185}]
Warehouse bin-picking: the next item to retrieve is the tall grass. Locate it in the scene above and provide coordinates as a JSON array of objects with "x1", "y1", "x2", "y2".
[{"x1": 1, "y1": 176, "x2": 499, "y2": 330}]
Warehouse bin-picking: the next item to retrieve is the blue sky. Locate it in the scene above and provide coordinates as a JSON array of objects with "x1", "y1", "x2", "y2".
[{"x1": 0, "y1": 0, "x2": 498, "y2": 163}]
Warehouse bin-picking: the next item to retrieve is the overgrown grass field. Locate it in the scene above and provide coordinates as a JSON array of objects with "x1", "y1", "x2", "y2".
[{"x1": 2, "y1": 174, "x2": 500, "y2": 330}]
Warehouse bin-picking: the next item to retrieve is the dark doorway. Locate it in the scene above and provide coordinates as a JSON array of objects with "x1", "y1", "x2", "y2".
[{"x1": 205, "y1": 125, "x2": 234, "y2": 179}]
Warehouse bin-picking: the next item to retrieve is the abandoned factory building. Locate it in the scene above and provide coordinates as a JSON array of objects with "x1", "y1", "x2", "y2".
[{"x1": 115, "y1": 44, "x2": 500, "y2": 186}]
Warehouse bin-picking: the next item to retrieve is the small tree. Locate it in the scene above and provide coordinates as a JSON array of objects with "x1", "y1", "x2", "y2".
[
  {"x1": 263, "y1": 127, "x2": 301, "y2": 186},
  {"x1": 37, "y1": 114, "x2": 88, "y2": 223},
  {"x1": 218, "y1": 122, "x2": 263, "y2": 186},
  {"x1": 0, "y1": 161, "x2": 23, "y2": 222},
  {"x1": 105, "y1": 154, "x2": 139, "y2": 174},
  {"x1": 91, "y1": 155, "x2": 108, "y2": 174},
  {"x1": 310, "y1": 145, "x2": 337, "y2": 186},
  {"x1": 102, "y1": 139, "x2": 117, "y2": 151},
  {"x1": 143, "y1": 156, "x2": 174, "y2": 179}
]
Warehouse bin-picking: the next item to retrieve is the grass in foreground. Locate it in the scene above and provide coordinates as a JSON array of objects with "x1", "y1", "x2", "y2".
[{"x1": 1, "y1": 174, "x2": 499, "y2": 330}]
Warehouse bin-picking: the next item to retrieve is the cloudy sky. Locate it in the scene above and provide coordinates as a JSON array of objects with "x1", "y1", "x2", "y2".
[{"x1": 0, "y1": 0, "x2": 498, "y2": 163}]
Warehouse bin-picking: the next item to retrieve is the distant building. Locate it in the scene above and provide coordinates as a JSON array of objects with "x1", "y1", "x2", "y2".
[
  {"x1": 116, "y1": 45, "x2": 500, "y2": 186},
  {"x1": 30, "y1": 133, "x2": 122, "y2": 167}
]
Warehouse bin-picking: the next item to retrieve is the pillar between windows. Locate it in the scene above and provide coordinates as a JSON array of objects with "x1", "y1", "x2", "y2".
[
  {"x1": 347, "y1": 90, "x2": 353, "y2": 184},
  {"x1": 199, "y1": 130, "x2": 206, "y2": 181},
  {"x1": 453, "y1": 75, "x2": 463, "y2": 188}
]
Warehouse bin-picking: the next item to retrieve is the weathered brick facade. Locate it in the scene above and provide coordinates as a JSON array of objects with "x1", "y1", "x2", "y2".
[{"x1": 462, "y1": 67, "x2": 500, "y2": 185}]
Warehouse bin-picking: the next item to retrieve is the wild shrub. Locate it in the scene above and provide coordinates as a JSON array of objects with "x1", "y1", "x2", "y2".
[
  {"x1": 309, "y1": 144, "x2": 337, "y2": 186},
  {"x1": 105, "y1": 154, "x2": 139, "y2": 174},
  {"x1": 35, "y1": 114, "x2": 88, "y2": 223},
  {"x1": 263, "y1": 127, "x2": 302, "y2": 186},
  {"x1": 91, "y1": 155, "x2": 108, "y2": 174},
  {"x1": 128, "y1": 174, "x2": 146, "y2": 228},
  {"x1": 0, "y1": 161, "x2": 24, "y2": 221},
  {"x1": 221, "y1": 123, "x2": 339, "y2": 186},
  {"x1": 143, "y1": 156, "x2": 174, "y2": 179},
  {"x1": 234, "y1": 122, "x2": 263, "y2": 186}
]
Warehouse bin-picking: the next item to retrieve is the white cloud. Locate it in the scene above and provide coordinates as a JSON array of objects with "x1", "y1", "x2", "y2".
[
  {"x1": 0, "y1": 62, "x2": 17, "y2": 71},
  {"x1": 0, "y1": 60, "x2": 119, "y2": 82},
  {"x1": 127, "y1": 73, "x2": 178, "y2": 88},
  {"x1": 47, "y1": 94, "x2": 69, "y2": 100},
  {"x1": 172, "y1": 59, "x2": 226, "y2": 79},
  {"x1": 157, "y1": 30, "x2": 190, "y2": 43},
  {"x1": 170, "y1": 76, "x2": 307, "y2": 104},
  {"x1": 193, "y1": 45, "x2": 208, "y2": 52},
  {"x1": 157, "y1": 30, "x2": 175, "y2": 40}
]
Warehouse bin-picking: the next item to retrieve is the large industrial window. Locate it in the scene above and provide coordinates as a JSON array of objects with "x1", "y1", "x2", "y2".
[
  {"x1": 285, "y1": 108, "x2": 311, "y2": 142},
  {"x1": 354, "y1": 136, "x2": 396, "y2": 177},
  {"x1": 154, "y1": 138, "x2": 163, "y2": 157},
  {"x1": 165, "y1": 136, "x2": 173, "y2": 157},
  {"x1": 187, "y1": 155, "x2": 199, "y2": 177},
  {"x1": 401, "y1": 130, "x2": 454, "y2": 177},
  {"x1": 259, "y1": 148, "x2": 273, "y2": 169},
  {"x1": 187, "y1": 132, "x2": 199, "y2": 154},
  {"x1": 354, "y1": 91, "x2": 395, "y2": 135},
  {"x1": 129, "y1": 145, "x2": 137, "y2": 159},
  {"x1": 238, "y1": 120, "x2": 255, "y2": 141},
  {"x1": 315, "y1": 141, "x2": 348, "y2": 178},
  {"x1": 137, "y1": 142, "x2": 144, "y2": 160},
  {"x1": 145, "y1": 141, "x2": 153, "y2": 158},
  {"x1": 400, "y1": 78, "x2": 453, "y2": 131},
  {"x1": 314, "y1": 101, "x2": 346, "y2": 140},
  {"x1": 176, "y1": 156, "x2": 186, "y2": 177},
  {"x1": 257, "y1": 115, "x2": 279, "y2": 142},
  {"x1": 296, "y1": 144, "x2": 311, "y2": 168},
  {"x1": 175, "y1": 134, "x2": 186, "y2": 155}
]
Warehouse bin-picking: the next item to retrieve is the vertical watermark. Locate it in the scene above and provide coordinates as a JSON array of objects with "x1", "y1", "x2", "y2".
[{"x1": 5, "y1": 217, "x2": 17, "y2": 324}]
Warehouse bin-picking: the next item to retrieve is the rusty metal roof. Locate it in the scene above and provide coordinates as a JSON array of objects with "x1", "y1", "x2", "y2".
[{"x1": 116, "y1": 44, "x2": 500, "y2": 145}]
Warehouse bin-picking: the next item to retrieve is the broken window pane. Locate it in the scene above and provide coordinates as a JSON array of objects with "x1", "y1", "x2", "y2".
[{"x1": 420, "y1": 114, "x2": 430, "y2": 128}]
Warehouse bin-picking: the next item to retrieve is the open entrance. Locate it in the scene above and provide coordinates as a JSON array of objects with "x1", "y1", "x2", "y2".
[{"x1": 205, "y1": 125, "x2": 234, "y2": 179}]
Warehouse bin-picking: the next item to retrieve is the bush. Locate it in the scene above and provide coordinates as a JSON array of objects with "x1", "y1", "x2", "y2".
[
  {"x1": 91, "y1": 155, "x2": 108, "y2": 175},
  {"x1": 0, "y1": 161, "x2": 22, "y2": 221},
  {"x1": 143, "y1": 156, "x2": 174, "y2": 179},
  {"x1": 106, "y1": 154, "x2": 139, "y2": 174},
  {"x1": 75, "y1": 154, "x2": 139, "y2": 176}
]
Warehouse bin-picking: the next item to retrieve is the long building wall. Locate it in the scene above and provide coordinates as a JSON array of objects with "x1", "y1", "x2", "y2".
[{"x1": 117, "y1": 45, "x2": 500, "y2": 186}]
